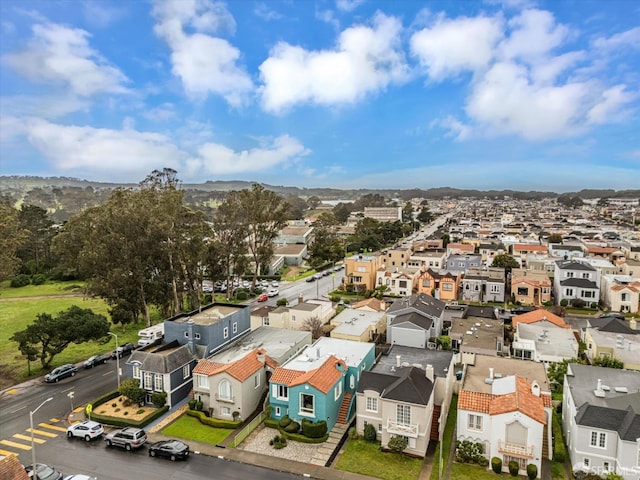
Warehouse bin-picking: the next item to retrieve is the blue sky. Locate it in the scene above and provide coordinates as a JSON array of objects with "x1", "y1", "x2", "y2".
[{"x1": 0, "y1": 0, "x2": 638, "y2": 192}]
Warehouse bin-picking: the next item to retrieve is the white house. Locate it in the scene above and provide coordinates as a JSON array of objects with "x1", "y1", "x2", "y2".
[{"x1": 554, "y1": 260, "x2": 600, "y2": 306}]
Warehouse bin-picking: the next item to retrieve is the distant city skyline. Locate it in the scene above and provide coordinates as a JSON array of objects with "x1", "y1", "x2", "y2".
[{"x1": 0, "y1": 0, "x2": 638, "y2": 192}]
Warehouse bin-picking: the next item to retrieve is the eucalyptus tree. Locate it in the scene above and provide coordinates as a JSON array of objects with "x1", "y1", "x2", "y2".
[{"x1": 0, "y1": 196, "x2": 26, "y2": 280}]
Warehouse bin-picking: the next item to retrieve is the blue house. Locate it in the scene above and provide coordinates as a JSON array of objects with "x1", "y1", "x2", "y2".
[
  {"x1": 124, "y1": 303, "x2": 250, "y2": 408},
  {"x1": 269, "y1": 337, "x2": 375, "y2": 432}
]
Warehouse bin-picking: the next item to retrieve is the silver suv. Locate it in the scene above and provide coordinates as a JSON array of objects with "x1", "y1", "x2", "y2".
[{"x1": 104, "y1": 427, "x2": 147, "y2": 450}]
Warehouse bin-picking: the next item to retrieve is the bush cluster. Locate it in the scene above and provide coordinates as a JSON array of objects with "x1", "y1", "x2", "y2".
[
  {"x1": 455, "y1": 440, "x2": 485, "y2": 464},
  {"x1": 363, "y1": 423, "x2": 377, "y2": 442},
  {"x1": 269, "y1": 434, "x2": 287, "y2": 449},
  {"x1": 526, "y1": 464, "x2": 537, "y2": 480},
  {"x1": 301, "y1": 419, "x2": 327, "y2": 438},
  {"x1": 10, "y1": 274, "x2": 31, "y2": 288}
]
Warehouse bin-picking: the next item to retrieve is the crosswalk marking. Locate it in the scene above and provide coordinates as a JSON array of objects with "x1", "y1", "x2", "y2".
[
  {"x1": 14, "y1": 433, "x2": 46, "y2": 444},
  {"x1": 50, "y1": 418, "x2": 61, "y2": 423},
  {"x1": 39, "y1": 422, "x2": 66, "y2": 432},
  {"x1": 0, "y1": 448, "x2": 18, "y2": 456},
  {"x1": 26, "y1": 428, "x2": 57, "y2": 438},
  {"x1": 0, "y1": 439, "x2": 32, "y2": 450}
]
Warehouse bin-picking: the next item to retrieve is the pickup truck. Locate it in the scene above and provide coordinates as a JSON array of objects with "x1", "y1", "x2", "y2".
[
  {"x1": 445, "y1": 301, "x2": 466, "y2": 310},
  {"x1": 111, "y1": 342, "x2": 136, "y2": 359}
]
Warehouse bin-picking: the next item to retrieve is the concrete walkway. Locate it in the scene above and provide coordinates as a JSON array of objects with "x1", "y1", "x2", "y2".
[{"x1": 310, "y1": 422, "x2": 349, "y2": 466}]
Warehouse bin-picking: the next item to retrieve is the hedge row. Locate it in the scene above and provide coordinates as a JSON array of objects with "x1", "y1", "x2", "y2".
[
  {"x1": 185, "y1": 409, "x2": 241, "y2": 429},
  {"x1": 89, "y1": 406, "x2": 168, "y2": 428},
  {"x1": 264, "y1": 418, "x2": 328, "y2": 444}
]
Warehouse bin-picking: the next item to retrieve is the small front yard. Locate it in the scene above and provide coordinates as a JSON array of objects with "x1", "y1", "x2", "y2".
[
  {"x1": 94, "y1": 395, "x2": 157, "y2": 422},
  {"x1": 335, "y1": 438, "x2": 423, "y2": 480},
  {"x1": 160, "y1": 414, "x2": 232, "y2": 445}
]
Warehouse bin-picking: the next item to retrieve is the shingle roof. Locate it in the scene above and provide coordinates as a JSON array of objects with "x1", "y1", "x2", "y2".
[
  {"x1": 560, "y1": 278, "x2": 598, "y2": 288},
  {"x1": 382, "y1": 367, "x2": 434, "y2": 405},
  {"x1": 129, "y1": 342, "x2": 195, "y2": 373},
  {"x1": 556, "y1": 260, "x2": 596, "y2": 271},
  {"x1": 390, "y1": 311, "x2": 433, "y2": 330},
  {"x1": 588, "y1": 317, "x2": 638, "y2": 335},
  {"x1": 387, "y1": 293, "x2": 445, "y2": 318}
]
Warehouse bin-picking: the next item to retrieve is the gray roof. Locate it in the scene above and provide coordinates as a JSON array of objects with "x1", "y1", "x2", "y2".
[
  {"x1": 560, "y1": 278, "x2": 598, "y2": 288},
  {"x1": 566, "y1": 363, "x2": 640, "y2": 410},
  {"x1": 588, "y1": 317, "x2": 638, "y2": 335},
  {"x1": 372, "y1": 346, "x2": 453, "y2": 379},
  {"x1": 390, "y1": 311, "x2": 432, "y2": 330},
  {"x1": 358, "y1": 366, "x2": 434, "y2": 405},
  {"x1": 129, "y1": 342, "x2": 195, "y2": 373},
  {"x1": 387, "y1": 293, "x2": 445, "y2": 319},
  {"x1": 575, "y1": 401, "x2": 640, "y2": 441},
  {"x1": 556, "y1": 260, "x2": 596, "y2": 271}
]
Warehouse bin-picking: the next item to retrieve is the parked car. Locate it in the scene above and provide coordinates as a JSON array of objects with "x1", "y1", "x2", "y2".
[
  {"x1": 67, "y1": 420, "x2": 104, "y2": 441},
  {"x1": 271, "y1": 280, "x2": 279, "y2": 287},
  {"x1": 104, "y1": 427, "x2": 147, "y2": 450},
  {"x1": 24, "y1": 464, "x2": 63, "y2": 480},
  {"x1": 111, "y1": 343, "x2": 136, "y2": 359},
  {"x1": 63, "y1": 475, "x2": 97, "y2": 480},
  {"x1": 267, "y1": 288, "x2": 279, "y2": 297},
  {"x1": 305, "y1": 276, "x2": 315, "y2": 282},
  {"x1": 313, "y1": 273, "x2": 323, "y2": 280},
  {"x1": 83, "y1": 354, "x2": 109, "y2": 369},
  {"x1": 511, "y1": 306, "x2": 537, "y2": 315},
  {"x1": 148, "y1": 439, "x2": 190, "y2": 461},
  {"x1": 257, "y1": 293, "x2": 268, "y2": 302},
  {"x1": 44, "y1": 364, "x2": 78, "y2": 383},
  {"x1": 598, "y1": 312, "x2": 626, "y2": 321}
]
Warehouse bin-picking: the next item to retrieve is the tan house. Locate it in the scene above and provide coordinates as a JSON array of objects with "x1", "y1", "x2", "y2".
[
  {"x1": 345, "y1": 253, "x2": 384, "y2": 291},
  {"x1": 409, "y1": 249, "x2": 447, "y2": 270},
  {"x1": 584, "y1": 328, "x2": 640, "y2": 371},
  {"x1": 510, "y1": 269, "x2": 552, "y2": 306},
  {"x1": 351, "y1": 297, "x2": 387, "y2": 312},
  {"x1": 512, "y1": 244, "x2": 548, "y2": 268},
  {"x1": 375, "y1": 269, "x2": 414, "y2": 296},
  {"x1": 382, "y1": 246, "x2": 413, "y2": 270},
  {"x1": 447, "y1": 243, "x2": 475, "y2": 256},
  {"x1": 416, "y1": 268, "x2": 460, "y2": 301},
  {"x1": 256, "y1": 300, "x2": 334, "y2": 331},
  {"x1": 600, "y1": 275, "x2": 640, "y2": 314},
  {"x1": 330, "y1": 308, "x2": 386, "y2": 342}
]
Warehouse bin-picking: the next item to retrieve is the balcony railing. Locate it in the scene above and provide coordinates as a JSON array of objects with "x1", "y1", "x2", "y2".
[
  {"x1": 498, "y1": 440, "x2": 534, "y2": 458},
  {"x1": 387, "y1": 420, "x2": 418, "y2": 438},
  {"x1": 215, "y1": 393, "x2": 235, "y2": 403}
]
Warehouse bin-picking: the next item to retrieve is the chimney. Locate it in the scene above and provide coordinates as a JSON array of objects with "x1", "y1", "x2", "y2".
[
  {"x1": 187, "y1": 318, "x2": 195, "y2": 354},
  {"x1": 316, "y1": 346, "x2": 321, "y2": 358},
  {"x1": 597, "y1": 378, "x2": 602, "y2": 391},
  {"x1": 426, "y1": 364, "x2": 434, "y2": 382},
  {"x1": 380, "y1": 300, "x2": 386, "y2": 311},
  {"x1": 396, "y1": 355, "x2": 401, "y2": 367},
  {"x1": 489, "y1": 367, "x2": 494, "y2": 380},
  {"x1": 257, "y1": 350, "x2": 266, "y2": 364},
  {"x1": 298, "y1": 294, "x2": 304, "y2": 305},
  {"x1": 630, "y1": 319, "x2": 637, "y2": 331}
]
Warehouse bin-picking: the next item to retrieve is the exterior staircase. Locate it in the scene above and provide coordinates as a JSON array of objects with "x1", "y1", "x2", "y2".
[
  {"x1": 543, "y1": 422, "x2": 550, "y2": 459},
  {"x1": 430, "y1": 404, "x2": 442, "y2": 441},
  {"x1": 336, "y1": 392, "x2": 353, "y2": 424}
]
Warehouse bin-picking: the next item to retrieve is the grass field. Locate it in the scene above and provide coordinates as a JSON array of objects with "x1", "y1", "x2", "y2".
[
  {"x1": 335, "y1": 438, "x2": 424, "y2": 480},
  {"x1": 0, "y1": 281, "x2": 149, "y2": 389}
]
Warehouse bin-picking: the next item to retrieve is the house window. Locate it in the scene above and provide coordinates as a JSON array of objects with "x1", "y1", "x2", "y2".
[
  {"x1": 335, "y1": 381, "x2": 343, "y2": 401},
  {"x1": 254, "y1": 374, "x2": 260, "y2": 388},
  {"x1": 223, "y1": 327, "x2": 229, "y2": 339},
  {"x1": 583, "y1": 458, "x2": 590, "y2": 468},
  {"x1": 132, "y1": 366, "x2": 141, "y2": 379},
  {"x1": 221, "y1": 406, "x2": 231, "y2": 416},
  {"x1": 300, "y1": 393, "x2": 314, "y2": 415},
  {"x1": 378, "y1": 423, "x2": 382, "y2": 432},
  {"x1": 275, "y1": 406, "x2": 281, "y2": 416},
  {"x1": 459, "y1": 262, "x2": 465, "y2": 268},
  {"x1": 233, "y1": 322, "x2": 238, "y2": 333},
  {"x1": 292, "y1": 315, "x2": 296, "y2": 322},
  {"x1": 465, "y1": 284, "x2": 470, "y2": 290},
  {"x1": 567, "y1": 272, "x2": 574, "y2": 278},
  {"x1": 366, "y1": 397, "x2": 378, "y2": 412},
  {"x1": 154, "y1": 374, "x2": 163, "y2": 392},
  {"x1": 603, "y1": 462, "x2": 609, "y2": 472},
  {"x1": 143, "y1": 372, "x2": 153, "y2": 390},
  {"x1": 474, "y1": 284, "x2": 479, "y2": 291},
  {"x1": 184, "y1": 331, "x2": 189, "y2": 338},
  {"x1": 182, "y1": 364, "x2": 190, "y2": 379},
  {"x1": 194, "y1": 332, "x2": 201, "y2": 340},
  {"x1": 621, "y1": 293, "x2": 629, "y2": 302},
  {"x1": 442, "y1": 283, "x2": 453, "y2": 291},
  {"x1": 590, "y1": 431, "x2": 606, "y2": 448},
  {"x1": 263, "y1": 317, "x2": 269, "y2": 326},
  {"x1": 399, "y1": 280, "x2": 407, "y2": 288},
  {"x1": 272, "y1": 384, "x2": 288, "y2": 400},
  {"x1": 468, "y1": 414, "x2": 482, "y2": 431},
  {"x1": 357, "y1": 266, "x2": 366, "y2": 273},
  {"x1": 219, "y1": 380, "x2": 232, "y2": 401},
  {"x1": 195, "y1": 374, "x2": 208, "y2": 389},
  {"x1": 517, "y1": 287, "x2": 529, "y2": 296},
  {"x1": 582, "y1": 273, "x2": 590, "y2": 279},
  {"x1": 565, "y1": 288, "x2": 574, "y2": 297},
  {"x1": 396, "y1": 404, "x2": 411, "y2": 426},
  {"x1": 490, "y1": 285, "x2": 500, "y2": 293},
  {"x1": 582, "y1": 291, "x2": 594, "y2": 298}
]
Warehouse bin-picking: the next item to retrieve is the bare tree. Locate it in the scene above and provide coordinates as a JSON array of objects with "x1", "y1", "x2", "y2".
[{"x1": 302, "y1": 316, "x2": 324, "y2": 340}]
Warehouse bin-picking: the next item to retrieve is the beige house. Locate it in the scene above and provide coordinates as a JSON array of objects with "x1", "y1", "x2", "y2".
[
  {"x1": 510, "y1": 269, "x2": 552, "y2": 306},
  {"x1": 600, "y1": 275, "x2": 640, "y2": 314},
  {"x1": 330, "y1": 308, "x2": 386, "y2": 342},
  {"x1": 375, "y1": 269, "x2": 415, "y2": 296},
  {"x1": 409, "y1": 249, "x2": 447, "y2": 271},
  {"x1": 584, "y1": 327, "x2": 640, "y2": 371},
  {"x1": 252, "y1": 299, "x2": 334, "y2": 331},
  {"x1": 345, "y1": 253, "x2": 384, "y2": 291}
]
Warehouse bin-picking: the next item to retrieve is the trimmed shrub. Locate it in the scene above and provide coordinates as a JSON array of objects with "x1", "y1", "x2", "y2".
[
  {"x1": 151, "y1": 392, "x2": 167, "y2": 408},
  {"x1": 570, "y1": 298, "x2": 585, "y2": 308},
  {"x1": 10, "y1": 274, "x2": 30, "y2": 288},
  {"x1": 237, "y1": 291, "x2": 248, "y2": 301},
  {"x1": 195, "y1": 400, "x2": 203, "y2": 411},
  {"x1": 283, "y1": 420, "x2": 300, "y2": 434},
  {"x1": 363, "y1": 423, "x2": 377, "y2": 442},
  {"x1": 478, "y1": 457, "x2": 489, "y2": 468},
  {"x1": 491, "y1": 457, "x2": 503, "y2": 474},
  {"x1": 276, "y1": 298, "x2": 288, "y2": 307},
  {"x1": 301, "y1": 419, "x2": 327, "y2": 439},
  {"x1": 136, "y1": 409, "x2": 145, "y2": 415},
  {"x1": 278, "y1": 415, "x2": 291, "y2": 428},
  {"x1": 188, "y1": 399, "x2": 197, "y2": 410},
  {"x1": 271, "y1": 434, "x2": 287, "y2": 449},
  {"x1": 508, "y1": 460, "x2": 520, "y2": 476},
  {"x1": 527, "y1": 464, "x2": 538, "y2": 480},
  {"x1": 31, "y1": 274, "x2": 47, "y2": 285},
  {"x1": 184, "y1": 409, "x2": 241, "y2": 429},
  {"x1": 387, "y1": 435, "x2": 408, "y2": 454},
  {"x1": 560, "y1": 299, "x2": 569, "y2": 307}
]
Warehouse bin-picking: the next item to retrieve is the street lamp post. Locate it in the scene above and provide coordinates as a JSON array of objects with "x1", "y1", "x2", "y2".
[
  {"x1": 107, "y1": 332, "x2": 120, "y2": 391},
  {"x1": 30, "y1": 397, "x2": 53, "y2": 479}
]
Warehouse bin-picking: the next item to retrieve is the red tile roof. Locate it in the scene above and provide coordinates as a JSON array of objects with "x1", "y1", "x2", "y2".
[
  {"x1": 513, "y1": 244, "x2": 548, "y2": 253},
  {"x1": 458, "y1": 390, "x2": 492, "y2": 413},
  {"x1": 512, "y1": 310, "x2": 570, "y2": 329},
  {"x1": 0, "y1": 454, "x2": 29, "y2": 480},
  {"x1": 271, "y1": 356, "x2": 347, "y2": 394},
  {"x1": 193, "y1": 349, "x2": 272, "y2": 382}
]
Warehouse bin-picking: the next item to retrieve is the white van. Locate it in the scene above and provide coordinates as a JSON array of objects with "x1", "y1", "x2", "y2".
[{"x1": 138, "y1": 324, "x2": 164, "y2": 347}]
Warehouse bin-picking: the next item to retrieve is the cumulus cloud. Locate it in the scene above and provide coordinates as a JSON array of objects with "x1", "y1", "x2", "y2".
[
  {"x1": 593, "y1": 27, "x2": 640, "y2": 51},
  {"x1": 4, "y1": 22, "x2": 128, "y2": 97},
  {"x1": 192, "y1": 134, "x2": 310, "y2": 175},
  {"x1": 417, "y1": 7, "x2": 635, "y2": 141},
  {"x1": 152, "y1": 0, "x2": 253, "y2": 106},
  {"x1": 410, "y1": 14, "x2": 504, "y2": 80},
  {"x1": 259, "y1": 12, "x2": 410, "y2": 113}
]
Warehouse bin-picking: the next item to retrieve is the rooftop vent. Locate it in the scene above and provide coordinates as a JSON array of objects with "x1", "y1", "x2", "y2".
[{"x1": 614, "y1": 387, "x2": 628, "y2": 393}]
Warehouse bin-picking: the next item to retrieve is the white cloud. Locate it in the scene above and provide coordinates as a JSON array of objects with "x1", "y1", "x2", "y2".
[
  {"x1": 254, "y1": 3, "x2": 283, "y2": 21},
  {"x1": 4, "y1": 22, "x2": 128, "y2": 97},
  {"x1": 152, "y1": 0, "x2": 253, "y2": 106},
  {"x1": 259, "y1": 13, "x2": 410, "y2": 113},
  {"x1": 142, "y1": 103, "x2": 177, "y2": 122},
  {"x1": 587, "y1": 85, "x2": 634, "y2": 125},
  {"x1": 192, "y1": 134, "x2": 310, "y2": 175},
  {"x1": 593, "y1": 27, "x2": 640, "y2": 51},
  {"x1": 82, "y1": 1, "x2": 128, "y2": 28},
  {"x1": 0, "y1": 94, "x2": 89, "y2": 119},
  {"x1": 336, "y1": 0, "x2": 365, "y2": 12},
  {"x1": 410, "y1": 14, "x2": 504, "y2": 80},
  {"x1": 431, "y1": 115, "x2": 472, "y2": 141},
  {"x1": 499, "y1": 9, "x2": 568, "y2": 62}
]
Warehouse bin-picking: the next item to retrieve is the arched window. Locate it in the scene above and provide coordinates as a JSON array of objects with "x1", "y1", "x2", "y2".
[{"x1": 218, "y1": 379, "x2": 232, "y2": 401}]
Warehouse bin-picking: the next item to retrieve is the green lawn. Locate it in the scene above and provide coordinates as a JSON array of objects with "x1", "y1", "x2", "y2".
[
  {"x1": 431, "y1": 395, "x2": 458, "y2": 480},
  {"x1": 335, "y1": 438, "x2": 423, "y2": 480},
  {"x1": 450, "y1": 462, "x2": 529, "y2": 480},
  {"x1": 160, "y1": 414, "x2": 232, "y2": 445},
  {"x1": 0, "y1": 280, "x2": 88, "y2": 298}
]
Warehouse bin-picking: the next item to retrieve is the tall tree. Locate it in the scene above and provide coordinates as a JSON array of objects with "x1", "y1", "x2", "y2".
[
  {"x1": 17, "y1": 204, "x2": 55, "y2": 275},
  {"x1": 283, "y1": 195, "x2": 308, "y2": 220},
  {"x1": 491, "y1": 254, "x2": 520, "y2": 269},
  {"x1": 10, "y1": 305, "x2": 110, "y2": 368},
  {"x1": 417, "y1": 206, "x2": 433, "y2": 223},
  {"x1": 402, "y1": 202, "x2": 414, "y2": 223},
  {"x1": 236, "y1": 184, "x2": 288, "y2": 285},
  {"x1": 0, "y1": 196, "x2": 26, "y2": 281}
]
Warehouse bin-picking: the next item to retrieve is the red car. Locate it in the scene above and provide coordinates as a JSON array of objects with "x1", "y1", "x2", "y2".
[{"x1": 257, "y1": 293, "x2": 268, "y2": 302}]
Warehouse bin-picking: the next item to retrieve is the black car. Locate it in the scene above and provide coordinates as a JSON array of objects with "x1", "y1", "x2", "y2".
[
  {"x1": 83, "y1": 354, "x2": 109, "y2": 369},
  {"x1": 511, "y1": 306, "x2": 537, "y2": 315},
  {"x1": 44, "y1": 364, "x2": 78, "y2": 383},
  {"x1": 24, "y1": 463, "x2": 63, "y2": 480},
  {"x1": 148, "y1": 439, "x2": 190, "y2": 461},
  {"x1": 111, "y1": 343, "x2": 136, "y2": 359}
]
